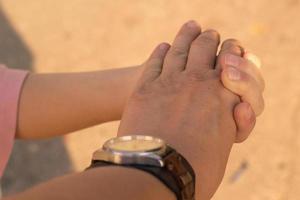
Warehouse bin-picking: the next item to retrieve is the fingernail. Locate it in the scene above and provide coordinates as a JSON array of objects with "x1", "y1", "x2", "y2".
[
  {"x1": 227, "y1": 67, "x2": 241, "y2": 80},
  {"x1": 186, "y1": 20, "x2": 198, "y2": 28},
  {"x1": 225, "y1": 54, "x2": 240, "y2": 67}
]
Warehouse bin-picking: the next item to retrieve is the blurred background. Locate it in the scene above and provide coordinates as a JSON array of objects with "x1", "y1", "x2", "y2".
[{"x1": 0, "y1": 0, "x2": 299, "y2": 199}]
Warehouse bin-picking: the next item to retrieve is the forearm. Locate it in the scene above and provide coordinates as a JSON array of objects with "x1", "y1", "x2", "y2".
[
  {"x1": 17, "y1": 66, "x2": 143, "y2": 139},
  {"x1": 3, "y1": 167, "x2": 175, "y2": 200}
]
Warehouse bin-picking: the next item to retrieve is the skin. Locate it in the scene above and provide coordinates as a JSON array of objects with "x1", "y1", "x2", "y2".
[
  {"x1": 3, "y1": 21, "x2": 265, "y2": 200},
  {"x1": 17, "y1": 66, "x2": 142, "y2": 139},
  {"x1": 219, "y1": 43, "x2": 264, "y2": 142},
  {"x1": 16, "y1": 43, "x2": 263, "y2": 140},
  {"x1": 3, "y1": 167, "x2": 175, "y2": 200},
  {"x1": 117, "y1": 21, "x2": 262, "y2": 199}
]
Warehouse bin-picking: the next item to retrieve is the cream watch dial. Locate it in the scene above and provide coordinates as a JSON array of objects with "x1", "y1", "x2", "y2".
[{"x1": 104, "y1": 135, "x2": 165, "y2": 152}]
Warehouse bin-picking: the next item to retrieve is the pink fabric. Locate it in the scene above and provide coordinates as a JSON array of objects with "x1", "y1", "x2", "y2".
[{"x1": 0, "y1": 65, "x2": 28, "y2": 177}]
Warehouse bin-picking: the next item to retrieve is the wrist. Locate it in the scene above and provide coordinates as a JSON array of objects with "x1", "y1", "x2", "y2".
[{"x1": 117, "y1": 122, "x2": 234, "y2": 200}]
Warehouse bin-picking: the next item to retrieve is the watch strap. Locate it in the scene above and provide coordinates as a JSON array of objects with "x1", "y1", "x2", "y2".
[{"x1": 87, "y1": 150, "x2": 195, "y2": 200}]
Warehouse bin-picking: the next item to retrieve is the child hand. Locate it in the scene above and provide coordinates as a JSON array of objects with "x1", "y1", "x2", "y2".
[{"x1": 219, "y1": 41, "x2": 264, "y2": 142}]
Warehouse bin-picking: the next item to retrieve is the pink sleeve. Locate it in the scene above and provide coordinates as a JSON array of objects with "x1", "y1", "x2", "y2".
[{"x1": 0, "y1": 65, "x2": 28, "y2": 177}]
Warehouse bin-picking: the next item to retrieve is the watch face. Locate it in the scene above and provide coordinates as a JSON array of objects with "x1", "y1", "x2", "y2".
[{"x1": 103, "y1": 135, "x2": 165, "y2": 153}]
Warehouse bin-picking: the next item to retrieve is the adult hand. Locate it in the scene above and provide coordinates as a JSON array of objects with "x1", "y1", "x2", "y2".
[{"x1": 118, "y1": 21, "x2": 245, "y2": 199}]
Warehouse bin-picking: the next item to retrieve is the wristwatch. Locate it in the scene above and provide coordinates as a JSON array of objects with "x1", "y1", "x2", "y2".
[{"x1": 87, "y1": 135, "x2": 195, "y2": 200}]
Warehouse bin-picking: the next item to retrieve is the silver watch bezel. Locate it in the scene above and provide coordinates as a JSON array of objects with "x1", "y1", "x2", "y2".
[{"x1": 92, "y1": 135, "x2": 168, "y2": 167}]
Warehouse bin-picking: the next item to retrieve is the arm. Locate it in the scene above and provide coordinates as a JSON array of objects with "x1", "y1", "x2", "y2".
[
  {"x1": 17, "y1": 66, "x2": 142, "y2": 139},
  {"x1": 17, "y1": 57, "x2": 262, "y2": 140},
  {"x1": 117, "y1": 22, "x2": 264, "y2": 199},
  {"x1": 16, "y1": 49, "x2": 263, "y2": 141},
  {"x1": 3, "y1": 167, "x2": 175, "y2": 200},
  {"x1": 3, "y1": 21, "x2": 265, "y2": 200}
]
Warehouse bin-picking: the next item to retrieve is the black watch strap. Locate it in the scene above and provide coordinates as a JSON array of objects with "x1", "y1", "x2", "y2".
[{"x1": 87, "y1": 151, "x2": 195, "y2": 200}]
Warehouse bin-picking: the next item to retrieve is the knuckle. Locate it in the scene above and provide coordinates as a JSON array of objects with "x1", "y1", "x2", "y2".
[
  {"x1": 221, "y1": 39, "x2": 244, "y2": 54},
  {"x1": 169, "y1": 46, "x2": 188, "y2": 58},
  {"x1": 224, "y1": 71, "x2": 248, "y2": 93},
  {"x1": 147, "y1": 58, "x2": 163, "y2": 68},
  {"x1": 160, "y1": 74, "x2": 183, "y2": 90},
  {"x1": 185, "y1": 69, "x2": 211, "y2": 82},
  {"x1": 220, "y1": 45, "x2": 243, "y2": 55},
  {"x1": 206, "y1": 29, "x2": 220, "y2": 36},
  {"x1": 204, "y1": 29, "x2": 220, "y2": 38},
  {"x1": 223, "y1": 38, "x2": 241, "y2": 46},
  {"x1": 160, "y1": 72, "x2": 175, "y2": 84},
  {"x1": 196, "y1": 34, "x2": 219, "y2": 46}
]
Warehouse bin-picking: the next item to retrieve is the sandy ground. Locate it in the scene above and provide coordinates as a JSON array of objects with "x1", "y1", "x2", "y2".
[{"x1": 0, "y1": 0, "x2": 300, "y2": 199}]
